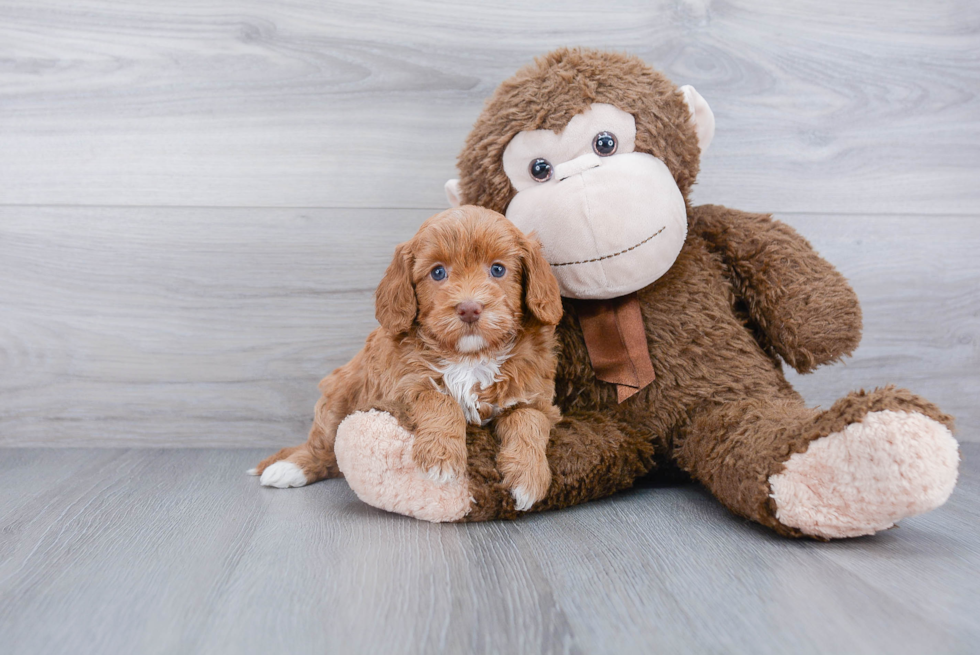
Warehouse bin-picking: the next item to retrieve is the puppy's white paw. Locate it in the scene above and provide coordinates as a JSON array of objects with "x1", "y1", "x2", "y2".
[
  {"x1": 259, "y1": 461, "x2": 309, "y2": 488},
  {"x1": 511, "y1": 486, "x2": 537, "y2": 512},
  {"x1": 425, "y1": 465, "x2": 458, "y2": 485},
  {"x1": 246, "y1": 468, "x2": 259, "y2": 476},
  {"x1": 498, "y1": 451, "x2": 551, "y2": 512}
]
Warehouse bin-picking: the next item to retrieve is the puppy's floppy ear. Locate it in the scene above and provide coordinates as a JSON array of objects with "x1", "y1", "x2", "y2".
[
  {"x1": 521, "y1": 232, "x2": 563, "y2": 325},
  {"x1": 375, "y1": 242, "x2": 417, "y2": 334}
]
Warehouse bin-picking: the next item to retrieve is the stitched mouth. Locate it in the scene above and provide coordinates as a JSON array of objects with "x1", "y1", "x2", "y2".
[{"x1": 549, "y1": 226, "x2": 666, "y2": 267}]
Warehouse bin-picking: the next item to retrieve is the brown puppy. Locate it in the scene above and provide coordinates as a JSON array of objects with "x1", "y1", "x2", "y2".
[{"x1": 251, "y1": 206, "x2": 564, "y2": 510}]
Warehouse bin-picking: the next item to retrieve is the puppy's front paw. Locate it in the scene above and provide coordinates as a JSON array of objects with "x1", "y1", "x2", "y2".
[
  {"x1": 497, "y1": 448, "x2": 551, "y2": 511},
  {"x1": 411, "y1": 434, "x2": 466, "y2": 484}
]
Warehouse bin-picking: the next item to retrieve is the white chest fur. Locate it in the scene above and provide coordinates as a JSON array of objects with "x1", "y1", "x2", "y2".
[{"x1": 433, "y1": 350, "x2": 510, "y2": 426}]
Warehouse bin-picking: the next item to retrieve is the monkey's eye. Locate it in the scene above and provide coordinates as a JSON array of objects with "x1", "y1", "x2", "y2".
[
  {"x1": 529, "y1": 158, "x2": 553, "y2": 182},
  {"x1": 489, "y1": 263, "x2": 506, "y2": 278},
  {"x1": 430, "y1": 265, "x2": 447, "y2": 281},
  {"x1": 593, "y1": 131, "x2": 618, "y2": 156}
]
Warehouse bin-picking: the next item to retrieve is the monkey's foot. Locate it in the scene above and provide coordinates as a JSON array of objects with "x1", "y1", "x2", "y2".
[
  {"x1": 769, "y1": 410, "x2": 959, "y2": 539},
  {"x1": 334, "y1": 410, "x2": 472, "y2": 522}
]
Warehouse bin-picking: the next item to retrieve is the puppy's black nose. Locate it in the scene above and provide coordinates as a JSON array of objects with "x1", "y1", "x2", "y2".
[{"x1": 456, "y1": 301, "x2": 483, "y2": 324}]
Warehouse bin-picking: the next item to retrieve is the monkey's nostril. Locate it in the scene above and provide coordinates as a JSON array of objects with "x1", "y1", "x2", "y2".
[{"x1": 456, "y1": 301, "x2": 483, "y2": 324}]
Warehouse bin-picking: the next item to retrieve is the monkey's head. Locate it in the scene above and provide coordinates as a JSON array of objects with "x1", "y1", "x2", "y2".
[{"x1": 446, "y1": 48, "x2": 714, "y2": 300}]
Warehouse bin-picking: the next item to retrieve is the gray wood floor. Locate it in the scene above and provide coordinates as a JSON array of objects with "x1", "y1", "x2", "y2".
[{"x1": 0, "y1": 445, "x2": 977, "y2": 655}]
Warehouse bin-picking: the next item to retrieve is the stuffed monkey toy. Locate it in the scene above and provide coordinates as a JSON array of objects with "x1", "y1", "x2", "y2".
[{"x1": 325, "y1": 49, "x2": 959, "y2": 538}]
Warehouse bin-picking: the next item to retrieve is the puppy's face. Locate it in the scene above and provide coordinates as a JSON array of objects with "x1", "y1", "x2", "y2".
[
  {"x1": 412, "y1": 218, "x2": 524, "y2": 354},
  {"x1": 375, "y1": 206, "x2": 563, "y2": 354}
]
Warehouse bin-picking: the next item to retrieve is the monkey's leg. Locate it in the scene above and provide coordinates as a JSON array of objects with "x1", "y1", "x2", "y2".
[
  {"x1": 249, "y1": 395, "x2": 344, "y2": 488},
  {"x1": 463, "y1": 410, "x2": 660, "y2": 521},
  {"x1": 334, "y1": 410, "x2": 472, "y2": 522},
  {"x1": 674, "y1": 386, "x2": 959, "y2": 539},
  {"x1": 333, "y1": 408, "x2": 657, "y2": 522}
]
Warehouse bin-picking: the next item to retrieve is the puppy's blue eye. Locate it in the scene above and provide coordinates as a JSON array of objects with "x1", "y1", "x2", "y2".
[
  {"x1": 430, "y1": 266, "x2": 447, "y2": 281},
  {"x1": 490, "y1": 263, "x2": 506, "y2": 278}
]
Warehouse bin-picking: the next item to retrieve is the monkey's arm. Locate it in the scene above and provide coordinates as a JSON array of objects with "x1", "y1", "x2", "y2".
[{"x1": 691, "y1": 204, "x2": 862, "y2": 373}]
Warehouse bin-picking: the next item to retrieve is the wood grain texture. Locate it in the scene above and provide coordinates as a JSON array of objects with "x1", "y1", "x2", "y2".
[
  {"x1": 0, "y1": 0, "x2": 977, "y2": 212},
  {"x1": 779, "y1": 214, "x2": 980, "y2": 441},
  {"x1": 1, "y1": 207, "x2": 976, "y2": 446},
  {"x1": 0, "y1": 207, "x2": 430, "y2": 446},
  {"x1": 0, "y1": 446, "x2": 977, "y2": 654}
]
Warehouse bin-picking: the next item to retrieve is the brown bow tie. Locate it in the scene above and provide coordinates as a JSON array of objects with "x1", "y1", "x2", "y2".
[{"x1": 573, "y1": 293, "x2": 656, "y2": 403}]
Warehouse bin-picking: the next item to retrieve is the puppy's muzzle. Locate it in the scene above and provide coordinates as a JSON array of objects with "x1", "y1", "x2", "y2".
[{"x1": 456, "y1": 301, "x2": 483, "y2": 324}]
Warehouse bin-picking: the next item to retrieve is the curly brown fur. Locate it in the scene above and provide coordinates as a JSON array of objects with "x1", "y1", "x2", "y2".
[
  {"x1": 342, "y1": 48, "x2": 954, "y2": 538},
  {"x1": 256, "y1": 206, "x2": 563, "y2": 501},
  {"x1": 458, "y1": 215, "x2": 944, "y2": 535},
  {"x1": 443, "y1": 48, "x2": 955, "y2": 537},
  {"x1": 463, "y1": 411, "x2": 660, "y2": 521},
  {"x1": 692, "y1": 204, "x2": 863, "y2": 372},
  {"x1": 457, "y1": 48, "x2": 702, "y2": 214}
]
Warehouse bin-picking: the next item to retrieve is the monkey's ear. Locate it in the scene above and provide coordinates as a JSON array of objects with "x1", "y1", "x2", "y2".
[
  {"x1": 679, "y1": 85, "x2": 715, "y2": 154},
  {"x1": 522, "y1": 233, "x2": 563, "y2": 326},
  {"x1": 375, "y1": 242, "x2": 417, "y2": 334},
  {"x1": 445, "y1": 179, "x2": 462, "y2": 208}
]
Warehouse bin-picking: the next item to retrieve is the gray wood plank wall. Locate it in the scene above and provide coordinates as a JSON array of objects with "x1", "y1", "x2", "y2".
[{"x1": 1, "y1": 0, "x2": 978, "y2": 446}]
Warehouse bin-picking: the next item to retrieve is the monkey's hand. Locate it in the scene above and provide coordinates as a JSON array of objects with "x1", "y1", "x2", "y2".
[{"x1": 692, "y1": 204, "x2": 863, "y2": 373}]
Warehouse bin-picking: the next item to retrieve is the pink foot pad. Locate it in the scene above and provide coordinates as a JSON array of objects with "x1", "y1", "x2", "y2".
[
  {"x1": 770, "y1": 410, "x2": 959, "y2": 539},
  {"x1": 334, "y1": 410, "x2": 472, "y2": 522}
]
